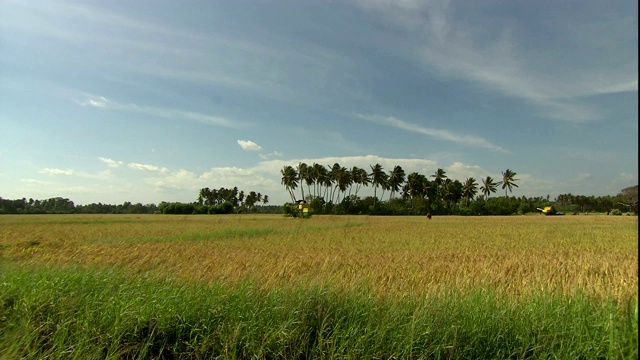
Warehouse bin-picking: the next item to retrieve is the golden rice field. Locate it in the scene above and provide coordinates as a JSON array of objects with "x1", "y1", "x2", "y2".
[{"x1": 0, "y1": 214, "x2": 637, "y2": 303}]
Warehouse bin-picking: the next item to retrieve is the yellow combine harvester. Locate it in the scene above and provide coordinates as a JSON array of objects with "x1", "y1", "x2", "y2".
[
  {"x1": 297, "y1": 202, "x2": 313, "y2": 218},
  {"x1": 537, "y1": 205, "x2": 558, "y2": 215},
  {"x1": 287, "y1": 201, "x2": 313, "y2": 218}
]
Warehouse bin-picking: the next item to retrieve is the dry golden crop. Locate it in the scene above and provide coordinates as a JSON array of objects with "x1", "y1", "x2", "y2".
[{"x1": 1, "y1": 214, "x2": 637, "y2": 302}]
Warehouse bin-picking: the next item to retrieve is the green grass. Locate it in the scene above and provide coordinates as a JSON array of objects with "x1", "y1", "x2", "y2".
[{"x1": 1, "y1": 264, "x2": 637, "y2": 359}]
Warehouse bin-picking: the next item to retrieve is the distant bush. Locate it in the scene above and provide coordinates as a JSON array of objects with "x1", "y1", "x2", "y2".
[
  {"x1": 161, "y1": 202, "x2": 195, "y2": 214},
  {"x1": 610, "y1": 209, "x2": 623, "y2": 216}
]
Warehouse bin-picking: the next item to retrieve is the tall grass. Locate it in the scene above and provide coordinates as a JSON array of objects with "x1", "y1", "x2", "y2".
[{"x1": 1, "y1": 264, "x2": 637, "y2": 359}]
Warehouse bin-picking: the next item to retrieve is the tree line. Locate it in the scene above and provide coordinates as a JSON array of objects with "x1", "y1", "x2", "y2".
[
  {"x1": 0, "y1": 197, "x2": 159, "y2": 214},
  {"x1": 281, "y1": 162, "x2": 519, "y2": 214},
  {"x1": 0, "y1": 183, "x2": 635, "y2": 216},
  {"x1": 280, "y1": 162, "x2": 637, "y2": 216},
  {"x1": 0, "y1": 185, "x2": 273, "y2": 215}
]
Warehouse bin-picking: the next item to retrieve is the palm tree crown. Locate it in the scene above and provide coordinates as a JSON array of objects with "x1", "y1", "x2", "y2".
[
  {"x1": 480, "y1": 176, "x2": 498, "y2": 200},
  {"x1": 280, "y1": 165, "x2": 298, "y2": 202},
  {"x1": 462, "y1": 177, "x2": 478, "y2": 205},
  {"x1": 501, "y1": 169, "x2": 519, "y2": 197},
  {"x1": 387, "y1": 165, "x2": 406, "y2": 200}
]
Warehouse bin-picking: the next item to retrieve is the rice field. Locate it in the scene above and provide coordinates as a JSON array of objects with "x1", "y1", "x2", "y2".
[
  {"x1": 1, "y1": 214, "x2": 636, "y2": 301},
  {"x1": 0, "y1": 214, "x2": 637, "y2": 358}
]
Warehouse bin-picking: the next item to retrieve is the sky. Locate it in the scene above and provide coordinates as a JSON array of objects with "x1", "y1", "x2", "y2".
[{"x1": 0, "y1": 0, "x2": 637, "y2": 206}]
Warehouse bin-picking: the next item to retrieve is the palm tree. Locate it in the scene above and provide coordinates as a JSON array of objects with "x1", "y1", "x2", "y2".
[
  {"x1": 441, "y1": 179, "x2": 463, "y2": 209},
  {"x1": 387, "y1": 165, "x2": 406, "y2": 200},
  {"x1": 369, "y1": 164, "x2": 388, "y2": 202},
  {"x1": 328, "y1": 163, "x2": 342, "y2": 203},
  {"x1": 403, "y1": 172, "x2": 428, "y2": 202},
  {"x1": 501, "y1": 169, "x2": 519, "y2": 197},
  {"x1": 280, "y1": 165, "x2": 298, "y2": 203},
  {"x1": 480, "y1": 176, "x2": 498, "y2": 200},
  {"x1": 462, "y1": 177, "x2": 478, "y2": 206},
  {"x1": 431, "y1": 168, "x2": 447, "y2": 202},
  {"x1": 327, "y1": 164, "x2": 350, "y2": 203},
  {"x1": 296, "y1": 162, "x2": 309, "y2": 201},
  {"x1": 347, "y1": 166, "x2": 359, "y2": 198},
  {"x1": 311, "y1": 163, "x2": 324, "y2": 198},
  {"x1": 314, "y1": 164, "x2": 330, "y2": 201},
  {"x1": 336, "y1": 166, "x2": 351, "y2": 203},
  {"x1": 354, "y1": 167, "x2": 370, "y2": 196}
]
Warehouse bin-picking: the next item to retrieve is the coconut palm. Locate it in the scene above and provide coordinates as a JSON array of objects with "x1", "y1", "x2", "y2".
[
  {"x1": 501, "y1": 169, "x2": 519, "y2": 197},
  {"x1": 480, "y1": 176, "x2": 499, "y2": 200},
  {"x1": 310, "y1": 163, "x2": 324, "y2": 198},
  {"x1": 336, "y1": 166, "x2": 351, "y2": 202},
  {"x1": 369, "y1": 164, "x2": 388, "y2": 202},
  {"x1": 387, "y1": 165, "x2": 406, "y2": 200},
  {"x1": 403, "y1": 172, "x2": 428, "y2": 201},
  {"x1": 354, "y1": 167, "x2": 370, "y2": 196},
  {"x1": 347, "y1": 166, "x2": 359, "y2": 198},
  {"x1": 280, "y1": 165, "x2": 298, "y2": 202},
  {"x1": 462, "y1": 177, "x2": 478, "y2": 206},
  {"x1": 296, "y1": 162, "x2": 309, "y2": 201},
  {"x1": 328, "y1": 163, "x2": 352, "y2": 203},
  {"x1": 328, "y1": 163, "x2": 342, "y2": 203},
  {"x1": 314, "y1": 164, "x2": 330, "y2": 201},
  {"x1": 431, "y1": 168, "x2": 447, "y2": 201}
]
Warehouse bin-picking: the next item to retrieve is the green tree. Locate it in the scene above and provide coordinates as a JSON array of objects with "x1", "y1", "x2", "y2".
[
  {"x1": 369, "y1": 164, "x2": 388, "y2": 203},
  {"x1": 501, "y1": 169, "x2": 519, "y2": 197},
  {"x1": 354, "y1": 167, "x2": 370, "y2": 196},
  {"x1": 281, "y1": 165, "x2": 298, "y2": 203},
  {"x1": 431, "y1": 168, "x2": 447, "y2": 202},
  {"x1": 387, "y1": 165, "x2": 406, "y2": 200},
  {"x1": 462, "y1": 177, "x2": 478, "y2": 206},
  {"x1": 296, "y1": 162, "x2": 309, "y2": 201},
  {"x1": 480, "y1": 176, "x2": 498, "y2": 200}
]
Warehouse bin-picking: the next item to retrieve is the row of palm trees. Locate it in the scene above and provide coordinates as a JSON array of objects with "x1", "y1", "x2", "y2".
[{"x1": 281, "y1": 162, "x2": 519, "y2": 206}]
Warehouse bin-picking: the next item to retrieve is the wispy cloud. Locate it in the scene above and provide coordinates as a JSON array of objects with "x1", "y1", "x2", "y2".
[
  {"x1": 39, "y1": 167, "x2": 111, "y2": 180},
  {"x1": 358, "y1": 1, "x2": 637, "y2": 123},
  {"x1": 21, "y1": 178, "x2": 52, "y2": 185},
  {"x1": 98, "y1": 157, "x2": 123, "y2": 168},
  {"x1": 260, "y1": 151, "x2": 283, "y2": 160},
  {"x1": 40, "y1": 168, "x2": 75, "y2": 176},
  {"x1": 355, "y1": 114, "x2": 506, "y2": 152},
  {"x1": 237, "y1": 140, "x2": 262, "y2": 152},
  {"x1": 128, "y1": 162, "x2": 169, "y2": 173},
  {"x1": 74, "y1": 95, "x2": 243, "y2": 128}
]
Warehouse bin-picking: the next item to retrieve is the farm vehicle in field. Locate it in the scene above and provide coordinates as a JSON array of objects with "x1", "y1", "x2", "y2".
[
  {"x1": 536, "y1": 205, "x2": 564, "y2": 215},
  {"x1": 284, "y1": 200, "x2": 313, "y2": 218}
]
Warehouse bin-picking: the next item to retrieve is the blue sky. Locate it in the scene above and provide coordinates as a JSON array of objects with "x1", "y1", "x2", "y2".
[{"x1": 1, "y1": 0, "x2": 637, "y2": 206}]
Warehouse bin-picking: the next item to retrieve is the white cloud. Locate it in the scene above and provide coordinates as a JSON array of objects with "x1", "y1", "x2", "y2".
[
  {"x1": 40, "y1": 168, "x2": 75, "y2": 176},
  {"x1": 128, "y1": 162, "x2": 169, "y2": 173},
  {"x1": 74, "y1": 94, "x2": 243, "y2": 128},
  {"x1": 21, "y1": 178, "x2": 52, "y2": 185},
  {"x1": 38, "y1": 167, "x2": 112, "y2": 180},
  {"x1": 259, "y1": 151, "x2": 283, "y2": 160},
  {"x1": 237, "y1": 140, "x2": 263, "y2": 152},
  {"x1": 355, "y1": 114, "x2": 506, "y2": 152},
  {"x1": 98, "y1": 157, "x2": 123, "y2": 168}
]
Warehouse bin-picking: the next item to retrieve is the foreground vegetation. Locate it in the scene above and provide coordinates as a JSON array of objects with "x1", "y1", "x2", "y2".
[
  {"x1": 1, "y1": 265, "x2": 637, "y2": 359},
  {"x1": 0, "y1": 214, "x2": 637, "y2": 358}
]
